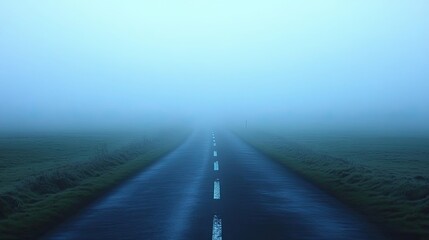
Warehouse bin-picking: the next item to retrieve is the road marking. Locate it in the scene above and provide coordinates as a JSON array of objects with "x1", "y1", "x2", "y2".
[
  {"x1": 212, "y1": 132, "x2": 221, "y2": 239},
  {"x1": 214, "y1": 180, "x2": 220, "y2": 199},
  {"x1": 212, "y1": 215, "x2": 222, "y2": 240}
]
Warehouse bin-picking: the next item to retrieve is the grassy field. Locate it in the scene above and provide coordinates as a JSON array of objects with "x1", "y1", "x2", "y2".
[
  {"x1": 0, "y1": 128, "x2": 189, "y2": 239},
  {"x1": 236, "y1": 129, "x2": 429, "y2": 239}
]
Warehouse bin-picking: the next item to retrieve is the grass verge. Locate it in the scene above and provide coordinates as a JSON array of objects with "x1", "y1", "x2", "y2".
[
  {"x1": 0, "y1": 128, "x2": 189, "y2": 239},
  {"x1": 235, "y1": 129, "x2": 429, "y2": 240}
]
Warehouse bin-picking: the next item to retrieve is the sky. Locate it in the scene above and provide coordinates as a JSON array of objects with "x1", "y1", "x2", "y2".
[{"x1": 1, "y1": 0, "x2": 428, "y2": 132}]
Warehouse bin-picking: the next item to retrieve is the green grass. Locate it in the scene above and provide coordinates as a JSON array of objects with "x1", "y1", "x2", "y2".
[
  {"x1": 235, "y1": 129, "x2": 429, "y2": 239},
  {"x1": 0, "y1": 128, "x2": 189, "y2": 239}
]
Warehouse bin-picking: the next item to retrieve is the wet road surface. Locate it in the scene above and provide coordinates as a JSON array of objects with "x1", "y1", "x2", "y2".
[{"x1": 44, "y1": 129, "x2": 386, "y2": 240}]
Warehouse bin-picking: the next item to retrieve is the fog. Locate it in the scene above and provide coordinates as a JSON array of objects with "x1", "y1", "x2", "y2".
[{"x1": 1, "y1": 1, "x2": 428, "y2": 133}]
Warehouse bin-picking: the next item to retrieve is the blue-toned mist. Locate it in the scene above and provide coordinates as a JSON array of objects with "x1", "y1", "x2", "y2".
[{"x1": 1, "y1": 0, "x2": 428, "y2": 132}]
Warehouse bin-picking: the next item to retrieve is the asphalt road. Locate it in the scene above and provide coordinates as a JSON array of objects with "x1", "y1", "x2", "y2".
[{"x1": 44, "y1": 129, "x2": 386, "y2": 240}]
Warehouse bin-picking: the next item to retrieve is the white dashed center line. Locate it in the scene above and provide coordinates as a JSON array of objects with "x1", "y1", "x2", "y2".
[
  {"x1": 213, "y1": 180, "x2": 220, "y2": 199},
  {"x1": 211, "y1": 132, "x2": 222, "y2": 239},
  {"x1": 214, "y1": 161, "x2": 219, "y2": 171},
  {"x1": 212, "y1": 215, "x2": 222, "y2": 240}
]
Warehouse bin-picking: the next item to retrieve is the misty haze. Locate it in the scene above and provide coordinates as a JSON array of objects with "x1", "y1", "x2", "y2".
[{"x1": 1, "y1": 1, "x2": 428, "y2": 239}]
